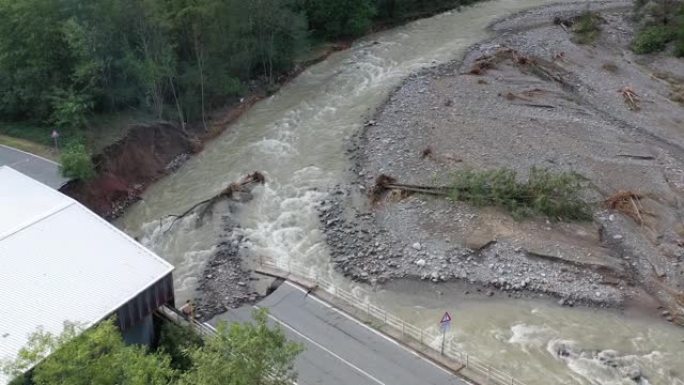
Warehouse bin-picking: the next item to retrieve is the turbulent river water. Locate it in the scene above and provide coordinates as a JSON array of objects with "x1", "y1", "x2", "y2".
[{"x1": 119, "y1": 1, "x2": 684, "y2": 383}]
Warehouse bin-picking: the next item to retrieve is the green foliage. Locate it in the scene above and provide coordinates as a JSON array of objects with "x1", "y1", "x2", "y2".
[
  {"x1": 158, "y1": 322, "x2": 204, "y2": 371},
  {"x1": 0, "y1": 0, "x2": 308, "y2": 124},
  {"x1": 2, "y1": 320, "x2": 175, "y2": 385},
  {"x1": 3, "y1": 311, "x2": 303, "y2": 385},
  {"x1": 632, "y1": 0, "x2": 684, "y2": 56},
  {"x1": 59, "y1": 141, "x2": 95, "y2": 180},
  {"x1": 299, "y1": 0, "x2": 376, "y2": 38},
  {"x1": 0, "y1": 0, "x2": 486, "y2": 132},
  {"x1": 572, "y1": 11, "x2": 601, "y2": 45},
  {"x1": 632, "y1": 25, "x2": 675, "y2": 53},
  {"x1": 49, "y1": 89, "x2": 92, "y2": 130},
  {"x1": 178, "y1": 309, "x2": 303, "y2": 385},
  {"x1": 673, "y1": 5, "x2": 684, "y2": 57},
  {"x1": 447, "y1": 168, "x2": 591, "y2": 221}
]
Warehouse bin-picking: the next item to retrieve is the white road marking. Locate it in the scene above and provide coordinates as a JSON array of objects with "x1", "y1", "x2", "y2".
[
  {"x1": 257, "y1": 305, "x2": 387, "y2": 385},
  {"x1": 282, "y1": 281, "x2": 461, "y2": 379}
]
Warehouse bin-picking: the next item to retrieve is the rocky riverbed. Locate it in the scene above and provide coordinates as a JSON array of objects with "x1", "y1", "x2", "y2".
[
  {"x1": 322, "y1": 0, "x2": 684, "y2": 324},
  {"x1": 193, "y1": 233, "x2": 264, "y2": 321}
]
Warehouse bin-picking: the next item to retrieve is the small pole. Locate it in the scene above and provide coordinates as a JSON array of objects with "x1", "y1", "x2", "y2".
[
  {"x1": 420, "y1": 329, "x2": 423, "y2": 344},
  {"x1": 402, "y1": 321, "x2": 405, "y2": 336},
  {"x1": 384, "y1": 311, "x2": 387, "y2": 325},
  {"x1": 51, "y1": 129, "x2": 60, "y2": 152},
  {"x1": 465, "y1": 353, "x2": 469, "y2": 368},
  {"x1": 440, "y1": 327, "x2": 446, "y2": 355}
]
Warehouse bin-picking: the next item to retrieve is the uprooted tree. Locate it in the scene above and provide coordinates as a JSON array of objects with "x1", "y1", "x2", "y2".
[
  {"x1": 162, "y1": 172, "x2": 266, "y2": 232},
  {"x1": 372, "y1": 168, "x2": 592, "y2": 221}
]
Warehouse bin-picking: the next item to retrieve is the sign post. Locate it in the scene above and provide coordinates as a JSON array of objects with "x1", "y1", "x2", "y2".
[
  {"x1": 51, "y1": 130, "x2": 60, "y2": 151},
  {"x1": 439, "y1": 311, "x2": 452, "y2": 355}
]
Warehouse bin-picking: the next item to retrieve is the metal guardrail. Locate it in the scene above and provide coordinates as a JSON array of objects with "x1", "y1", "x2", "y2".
[{"x1": 259, "y1": 257, "x2": 528, "y2": 385}]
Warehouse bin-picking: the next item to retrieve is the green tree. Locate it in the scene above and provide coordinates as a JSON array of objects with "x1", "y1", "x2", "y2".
[
  {"x1": 2, "y1": 320, "x2": 175, "y2": 385},
  {"x1": 244, "y1": 0, "x2": 308, "y2": 84},
  {"x1": 59, "y1": 141, "x2": 96, "y2": 180},
  {"x1": 3, "y1": 311, "x2": 303, "y2": 385},
  {"x1": 157, "y1": 322, "x2": 204, "y2": 371},
  {"x1": 299, "y1": 0, "x2": 376, "y2": 38},
  {"x1": 178, "y1": 309, "x2": 303, "y2": 385}
]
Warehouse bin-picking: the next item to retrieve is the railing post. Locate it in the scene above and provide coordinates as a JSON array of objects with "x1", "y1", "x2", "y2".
[
  {"x1": 402, "y1": 321, "x2": 405, "y2": 337},
  {"x1": 384, "y1": 311, "x2": 387, "y2": 325},
  {"x1": 511, "y1": 376, "x2": 514, "y2": 385},
  {"x1": 465, "y1": 353, "x2": 469, "y2": 368}
]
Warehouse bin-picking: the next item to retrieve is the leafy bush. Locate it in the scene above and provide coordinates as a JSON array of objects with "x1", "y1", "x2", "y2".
[
  {"x1": 157, "y1": 322, "x2": 204, "y2": 371},
  {"x1": 59, "y1": 141, "x2": 95, "y2": 180},
  {"x1": 572, "y1": 11, "x2": 601, "y2": 45},
  {"x1": 676, "y1": 9, "x2": 684, "y2": 57},
  {"x1": 49, "y1": 89, "x2": 92, "y2": 130},
  {"x1": 632, "y1": 25, "x2": 675, "y2": 53},
  {"x1": 300, "y1": 0, "x2": 376, "y2": 38},
  {"x1": 448, "y1": 168, "x2": 591, "y2": 220}
]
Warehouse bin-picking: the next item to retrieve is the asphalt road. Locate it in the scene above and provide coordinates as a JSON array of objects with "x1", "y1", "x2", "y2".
[
  {"x1": 0, "y1": 145, "x2": 67, "y2": 188},
  {"x1": 210, "y1": 282, "x2": 467, "y2": 385}
]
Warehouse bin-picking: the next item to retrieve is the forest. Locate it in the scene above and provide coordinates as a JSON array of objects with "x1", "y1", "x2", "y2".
[{"x1": 0, "y1": 0, "x2": 480, "y2": 133}]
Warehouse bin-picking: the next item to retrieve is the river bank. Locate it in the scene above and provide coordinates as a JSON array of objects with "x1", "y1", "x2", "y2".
[{"x1": 338, "y1": 0, "x2": 684, "y2": 325}]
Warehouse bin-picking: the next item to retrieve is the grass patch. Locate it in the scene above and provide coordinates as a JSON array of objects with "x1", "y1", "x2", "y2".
[
  {"x1": 632, "y1": 1, "x2": 684, "y2": 56},
  {"x1": 0, "y1": 134, "x2": 58, "y2": 161},
  {"x1": 447, "y1": 168, "x2": 591, "y2": 221},
  {"x1": 0, "y1": 122, "x2": 60, "y2": 147},
  {"x1": 632, "y1": 25, "x2": 675, "y2": 54},
  {"x1": 572, "y1": 11, "x2": 602, "y2": 45},
  {"x1": 0, "y1": 109, "x2": 155, "y2": 157}
]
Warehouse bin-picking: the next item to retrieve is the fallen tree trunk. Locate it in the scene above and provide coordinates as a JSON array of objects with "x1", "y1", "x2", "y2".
[
  {"x1": 370, "y1": 171, "x2": 592, "y2": 222},
  {"x1": 162, "y1": 171, "x2": 265, "y2": 232},
  {"x1": 371, "y1": 174, "x2": 451, "y2": 203}
]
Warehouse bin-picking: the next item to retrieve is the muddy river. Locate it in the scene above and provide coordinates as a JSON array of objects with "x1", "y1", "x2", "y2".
[{"x1": 119, "y1": 1, "x2": 684, "y2": 383}]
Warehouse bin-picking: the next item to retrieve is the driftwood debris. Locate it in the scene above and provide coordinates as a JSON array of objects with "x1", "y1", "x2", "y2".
[
  {"x1": 467, "y1": 48, "x2": 570, "y2": 89},
  {"x1": 371, "y1": 174, "x2": 450, "y2": 203},
  {"x1": 619, "y1": 86, "x2": 640, "y2": 111},
  {"x1": 605, "y1": 191, "x2": 648, "y2": 225},
  {"x1": 163, "y1": 171, "x2": 265, "y2": 232}
]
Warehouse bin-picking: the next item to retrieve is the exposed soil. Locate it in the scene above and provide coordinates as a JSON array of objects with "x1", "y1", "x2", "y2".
[
  {"x1": 60, "y1": 122, "x2": 196, "y2": 218},
  {"x1": 331, "y1": 0, "x2": 684, "y2": 325}
]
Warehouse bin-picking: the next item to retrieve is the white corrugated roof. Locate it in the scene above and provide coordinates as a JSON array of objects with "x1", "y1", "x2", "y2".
[{"x1": 0, "y1": 166, "x2": 173, "y2": 383}]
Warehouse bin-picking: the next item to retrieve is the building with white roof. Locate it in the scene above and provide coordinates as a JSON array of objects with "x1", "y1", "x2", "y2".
[{"x1": 0, "y1": 166, "x2": 174, "y2": 384}]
